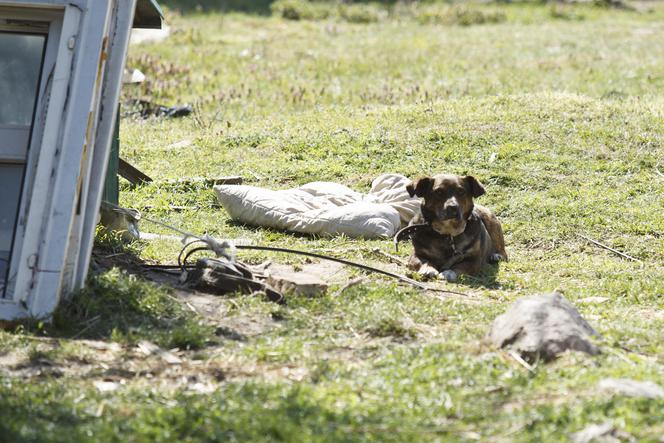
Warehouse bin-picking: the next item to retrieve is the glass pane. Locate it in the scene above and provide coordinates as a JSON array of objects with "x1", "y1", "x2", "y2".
[
  {"x1": 0, "y1": 31, "x2": 46, "y2": 296},
  {"x1": 0, "y1": 33, "x2": 46, "y2": 126},
  {"x1": 0, "y1": 164, "x2": 24, "y2": 289}
]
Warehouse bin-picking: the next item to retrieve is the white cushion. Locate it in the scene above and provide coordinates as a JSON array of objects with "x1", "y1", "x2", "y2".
[{"x1": 213, "y1": 174, "x2": 420, "y2": 239}]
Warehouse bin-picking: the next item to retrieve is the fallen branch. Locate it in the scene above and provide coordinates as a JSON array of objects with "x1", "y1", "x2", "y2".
[{"x1": 577, "y1": 234, "x2": 642, "y2": 263}]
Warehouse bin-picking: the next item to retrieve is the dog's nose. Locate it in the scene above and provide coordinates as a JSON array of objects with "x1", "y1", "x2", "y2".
[{"x1": 443, "y1": 204, "x2": 460, "y2": 219}]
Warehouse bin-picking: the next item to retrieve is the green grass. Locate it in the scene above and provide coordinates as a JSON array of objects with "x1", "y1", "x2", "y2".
[
  {"x1": 50, "y1": 268, "x2": 213, "y2": 350},
  {"x1": 2, "y1": 1, "x2": 664, "y2": 441}
]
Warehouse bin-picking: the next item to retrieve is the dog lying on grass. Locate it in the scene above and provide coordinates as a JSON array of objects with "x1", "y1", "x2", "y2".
[{"x1": 397, "y1": 174, "x2": 507, "y2": 282}]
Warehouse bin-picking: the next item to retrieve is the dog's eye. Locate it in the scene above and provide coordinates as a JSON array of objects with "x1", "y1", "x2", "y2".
[{"x1": 456, "y1": 188, "x2": 466, "y2": 196}]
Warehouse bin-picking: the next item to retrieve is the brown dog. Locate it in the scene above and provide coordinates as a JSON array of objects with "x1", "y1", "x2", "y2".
[{"x1": 403, "y1": 174, "x2": 507, "y2": 282}]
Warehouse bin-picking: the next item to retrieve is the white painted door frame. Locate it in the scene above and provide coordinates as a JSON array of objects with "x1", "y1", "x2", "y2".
[{"x1": 0, "y1": 0, "x2": 137, "y2": 320}]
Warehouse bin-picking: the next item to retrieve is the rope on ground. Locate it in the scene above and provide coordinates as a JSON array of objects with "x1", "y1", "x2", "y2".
[
  {"x1": 101, "y1": 201, "x2": 470, "y2": 297},
  {"x1": 179, "y1": 240, "x2": 470, "y2": 297}
]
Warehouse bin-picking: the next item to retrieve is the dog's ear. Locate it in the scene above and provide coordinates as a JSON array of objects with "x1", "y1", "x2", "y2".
[
  {"x1": 464, "y1": 175, "x2": 486, "y2": 198},
  {"x1": 406, "y1": 177, "x2": 433, "y2": 198}
]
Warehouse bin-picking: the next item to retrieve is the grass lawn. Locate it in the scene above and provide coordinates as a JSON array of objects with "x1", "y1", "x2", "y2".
[{"x1": 1, "y1": 1, "x2": 663, "y2": 441}]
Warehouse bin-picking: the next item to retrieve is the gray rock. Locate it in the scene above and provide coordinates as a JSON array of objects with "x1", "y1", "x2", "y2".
[
  {"x1": 489, "y1": 292, "x2": 600, "y2": 361},
  {"x1": 598, "y1": 378, "x2": 664, "y2": 399}
]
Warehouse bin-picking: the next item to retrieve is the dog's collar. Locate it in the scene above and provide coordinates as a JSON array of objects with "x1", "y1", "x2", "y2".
[
  {"x1": 449, "y1": 234, "x2": 467, "y2": 257},
  {"x1": 420, "y1": 219, "x2": 464, "y2": 255}
]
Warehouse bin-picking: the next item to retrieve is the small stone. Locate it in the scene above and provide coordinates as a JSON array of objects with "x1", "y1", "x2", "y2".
[
  {"x1": 93, "y1": 381, "x2": 120, "y2": 392},
  {"x1": 266, "y1": 271, "x2": 328, "y2": 297},
  {"x1": 570, "y1": 422, "x2": 634, "y2": 443},
  {"x1": 488, "y1": 292, "x2": 600, "y2": 361},
  {"x1": 137, "y1": 340, "x2": 182, "y2": 365},
  {"x1": 188, "y1": 382, "x2": 216, "y2": 394},
  {"x1": 598, "y1": 378, "x2": 664, "y2": 399},
  {"x1": 167, "y1": 139, "x2": 192, "y2": 150}
]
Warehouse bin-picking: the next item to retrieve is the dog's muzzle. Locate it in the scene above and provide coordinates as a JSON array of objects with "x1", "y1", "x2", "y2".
[{"x1": 441, "y1": 204, "x2": 461, "y2": 221}]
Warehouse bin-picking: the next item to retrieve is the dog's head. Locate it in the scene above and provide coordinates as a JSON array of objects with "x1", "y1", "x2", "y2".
[{"x1": 406, "y1": 174, "x2": 485, "y2": 236}]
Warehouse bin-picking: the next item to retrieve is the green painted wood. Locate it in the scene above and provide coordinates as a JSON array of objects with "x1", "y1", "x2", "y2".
[
  {"x1": 102, "y1": 107, "x2": 120, "y2": 205},
  {"x1": 102, "y1": 0, "x2": 163, "y2": 205}
]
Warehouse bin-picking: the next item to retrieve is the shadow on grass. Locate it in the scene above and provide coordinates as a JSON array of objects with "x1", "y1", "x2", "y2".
[
  {"x1": 19, "y1": 230, "x2": 213, "y2": 350},
  {"x1": 0, "y1": 380, "x2": 455, "y2": 442},
  {"x1": 160, "y1": 0, "x2": 275, "y2": 14},
  {"x1": 458, "y1": 263, "x2": 502, "y2": 290},
  {"x1": 48, "y1": 267, "x2": 212, "y2": 350},
  {"x1": 0, "y1": 384, "x2": 93, "y2": 443},
  {"x1": 159, "y1": 0, "x2": 404, "y2": 15}
]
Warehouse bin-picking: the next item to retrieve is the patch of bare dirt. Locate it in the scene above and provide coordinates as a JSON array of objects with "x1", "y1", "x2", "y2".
[{"x1": 17, "y1": 246, "x2": 476, "y2": 390}]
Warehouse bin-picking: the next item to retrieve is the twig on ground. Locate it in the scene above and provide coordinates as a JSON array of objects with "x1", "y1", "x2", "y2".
[
  {"x1": 604, "y1": 346, "x2": 636, "y2": 366},
  {"x1": 505, "y1": 350, "x2": 536, "y2": 373},
  {"x1": 655, "y1": 160, "x2": 664, "y2": 179},
  {"x1": 246, "y1": 169, "x2": 263, "y2": 181},
  {"x1": 334, "y1": 277, "x2": 366, "y2": 296},
  {"x1": 370, "y1": 248, "x2": 407, "y2": 266},
  {"x1": 104, "y1": 253, "x2": 127, "y2": 259},
  {"x1": 72, "y1": 315, "x2": 101, "y2": 339},
  {"x1": 164, "y1": 292, "x2": 198, "y2": 314},
  {"x1": 577, "y1": 234, "x2": 642, "y2": 263}
]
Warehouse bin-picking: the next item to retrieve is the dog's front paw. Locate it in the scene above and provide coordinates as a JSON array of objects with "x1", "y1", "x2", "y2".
[
  {"x1": 418, "y1": 264, "x2": 440, "y2": 280},
  {"x1": 441, "y1": 269, "x2": 458, "y2": 282},
  {"x1": 488, "y1": 253, "x2": 505, "y2": 264}
]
